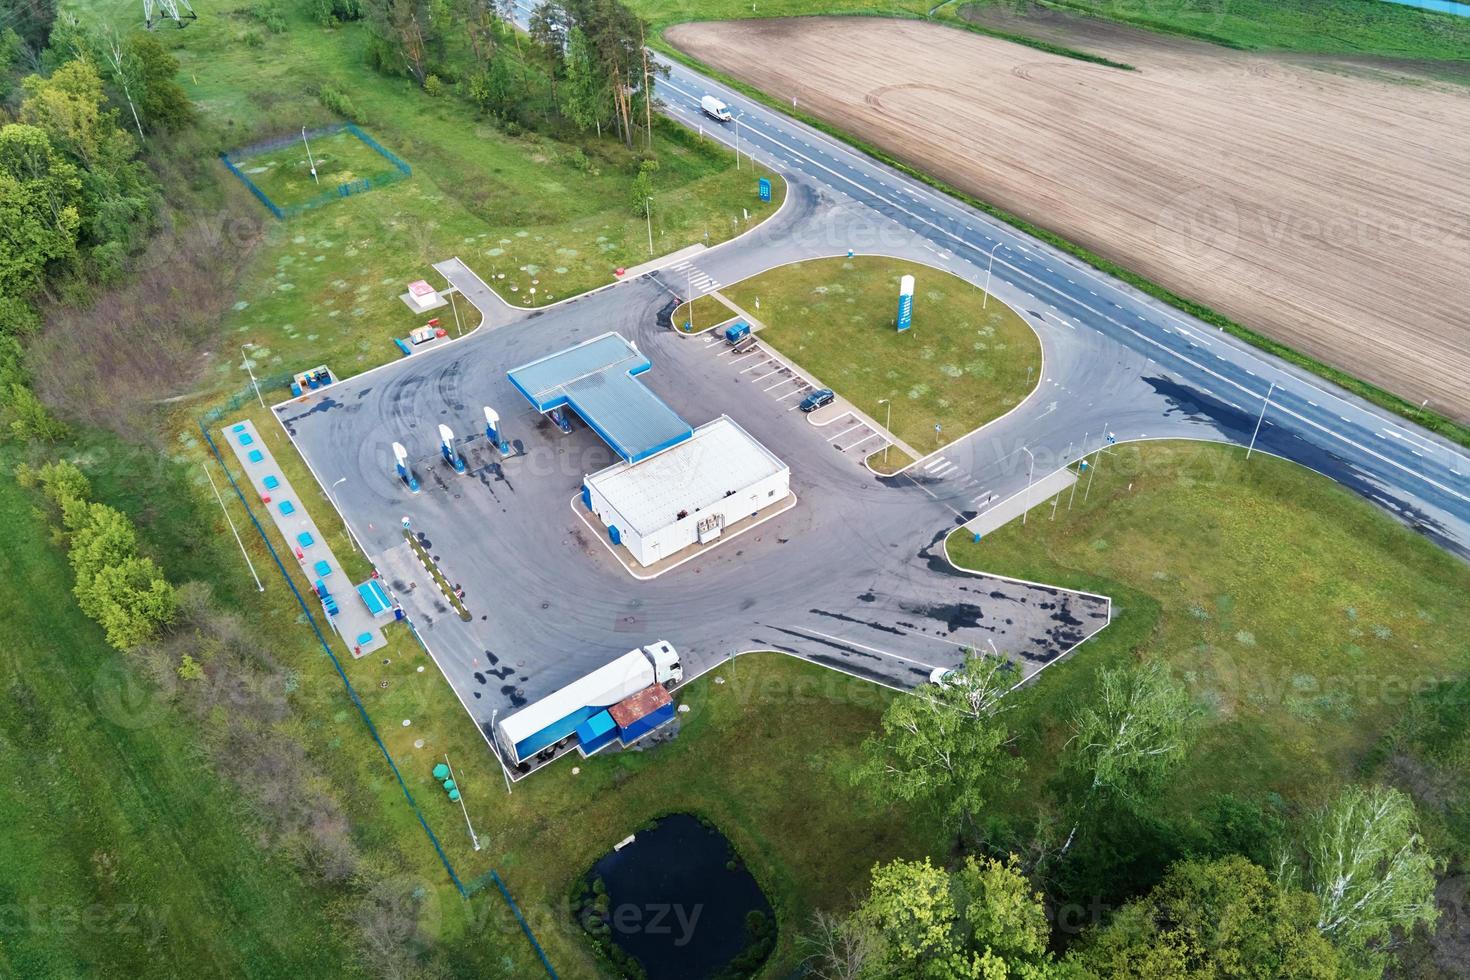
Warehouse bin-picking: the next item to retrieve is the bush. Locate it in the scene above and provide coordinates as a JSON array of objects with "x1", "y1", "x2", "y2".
[
  {"x1": 422, "y1": 74, "x2": 443, "y2": 98},
  {"x1": 317, "y1": 84, "x2": 358, "y2": 122},
  {"x1": 0, "y1": 296, "x2": 40, "y2": 336},
  {"x1": 312, "y1": 0, "x2": 362, "y2": 26},
  {"x1": 248, "y1": 0, "x2": 287, "y2": 33}
]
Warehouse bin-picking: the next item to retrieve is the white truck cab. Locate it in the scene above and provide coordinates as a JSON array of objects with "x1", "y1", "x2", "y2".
[
  {"x1": 642, "y1": 640, "x2": 684, "y2": 687},
  {"x1": 700, "y1": 95, "x2": 732, "y2": 123}
]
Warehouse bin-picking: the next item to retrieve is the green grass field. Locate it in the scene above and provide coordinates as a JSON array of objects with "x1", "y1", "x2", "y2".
[
  {"x1": 146, "y1": 0, "x2": 784, "y2": 402},
  {"x1": 948, "y1": 440, "x2": 1470, "y2": 816},
  {"x1": 720, "y1": 256, "x2": 1040, "y2": 454},
  {"x1": 234, "y1": 127, "x2": 404, "y2": 210},
  {"x1": 0, "y1": 472, "x2": 359, "y2": 978}
]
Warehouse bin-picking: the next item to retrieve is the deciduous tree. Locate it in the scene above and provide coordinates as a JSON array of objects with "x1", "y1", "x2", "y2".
[
  {"x1": 1071, "y1": 855, "x2": 1341, "y2": 979},
  {"x1": 855, "y1": 651, "x2": 1023, "y2": 837},
  {"x1": 1280, "y1": 784, "x2": 1438, "y2": 970}
]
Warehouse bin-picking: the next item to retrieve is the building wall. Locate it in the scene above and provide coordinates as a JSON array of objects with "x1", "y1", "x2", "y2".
[{"x1": 627, "y1": 467, "x2": 791, "y2": 566}]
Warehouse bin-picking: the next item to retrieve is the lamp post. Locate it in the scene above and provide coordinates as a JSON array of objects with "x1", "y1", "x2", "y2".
[
  {"x1": 983, "y1": 241, "x2": 1003, "y2": 309},
  {"x1": 326, "y1": 476, "x2": 362, "y2": 555},
  {"x1": 443, "y1": 754, "x2": 481, "y2": 851},
  {"x1": 1246, "y1": 381, "x2": 1277, "y2": 460},
  {"x1": 241, "y1": 342, "x2": 264, "y2": 409},
  {"x1": 878, "y1": 398, "x2": 892, "y2": 465},
  {"x1": 1021, "y1": 446, "x2": 1035, "y2": 525},
  {"x1": 447, "y1": 288, "x2": 463, "y2": 337},
  {"x1": 645, "y1": 197, "x2": 654, "y2": 256}
]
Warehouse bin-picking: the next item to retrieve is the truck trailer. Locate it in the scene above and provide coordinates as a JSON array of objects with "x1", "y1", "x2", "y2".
[{"x1": 495, "y1": 643, "x2": 683, "y2": 768}]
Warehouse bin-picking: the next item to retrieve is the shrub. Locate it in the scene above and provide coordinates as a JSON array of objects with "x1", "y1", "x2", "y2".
[
  {"x1": 317, "y1": 84, "x2": 358, "y2": 122},
  {"x1": 422, "y1": 73, "x2": 443, "y2": 98},
  {"x1": 0, "y1": 296, "x2": 40, "y2": 336}
]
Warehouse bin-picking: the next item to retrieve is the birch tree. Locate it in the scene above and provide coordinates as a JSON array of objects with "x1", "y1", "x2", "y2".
[
  {"x1": 855, "y1": 650, "x2": 1022, "y2": 836},
  {"x1": 1055, "y1": 659, "x2": 1199, "y2": 861},
  {"x1": 1280, "y1": 784, "x2": 1438, "y2": 969}
]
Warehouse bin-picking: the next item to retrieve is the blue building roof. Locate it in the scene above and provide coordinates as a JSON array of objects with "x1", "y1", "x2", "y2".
[{"x1": 506, "y1": 332, "x2": 693, "y2": 463}]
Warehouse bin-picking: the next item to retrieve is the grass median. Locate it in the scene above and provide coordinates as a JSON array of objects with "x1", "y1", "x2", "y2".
[{"x1": 721, "y1": 256, "x2": 1040, "y2": 455}]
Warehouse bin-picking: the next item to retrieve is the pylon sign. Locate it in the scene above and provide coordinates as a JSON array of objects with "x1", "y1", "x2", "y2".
[{"x1": 897, "y1": 274, "x2": 915, "y2": 332}]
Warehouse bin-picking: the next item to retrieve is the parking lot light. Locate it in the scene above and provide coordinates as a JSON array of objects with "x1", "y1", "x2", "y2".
[{"x1": 878, "y1": 398, "x2": 891, "y2": 465}]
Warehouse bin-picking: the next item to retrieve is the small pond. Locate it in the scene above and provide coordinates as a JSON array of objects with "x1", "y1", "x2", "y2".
[{"x1": 575, "y1": 813, "x2": 776, "y2": 980}]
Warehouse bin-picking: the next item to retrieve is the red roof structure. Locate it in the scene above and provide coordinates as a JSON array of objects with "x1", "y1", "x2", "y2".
[{"x1": 609, "y1": 684, "x2": 671, "y2": 727}]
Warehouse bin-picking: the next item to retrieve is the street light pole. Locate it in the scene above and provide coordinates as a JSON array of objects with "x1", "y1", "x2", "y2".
[
  {"x1": 491, "y1": 710, "x2": 513, "y2": 796},
  {"x1": 878, "y1": 398, "x2": 891, "y2": 465},
  {"x1": 302, "y1": 126, "x2": 319, "y2": 185},
  {"x1": 645, "y1": 197, "x2": 654, "y2": 256},
  {"x1": 327, "y1": 477, "x2": 362, "y2": 555},
  {"x1": 1246, "y1": 381, "x2": 1277, "y2": 460},
  {"x1": 241, "y1": 342, "x2": 265, "y2": 409},
  {"x1": 447, "y1": 289, "x2": 463, "y2": 337},
  {"x1": 734, "y1": 115, "x2": 741, "y2": 170},
  {"x1": 1021, "y1": 446, "x2": 1035, "y2": 525},
  {"x1": 203, "y1": 462, "x2": 263, "y2": 592},
  {"x1": 983, "y1": 241, "x2": 1003, "y2": 309},
  {"x1": 443, "y1": 754, "x2": 481, "y2": 851}
]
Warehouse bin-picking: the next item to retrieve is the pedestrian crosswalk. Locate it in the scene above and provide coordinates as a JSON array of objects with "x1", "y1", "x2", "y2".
[
  {"x1": 669, "y1": 259, "x2": 720, "y2": 295},
  {"x1": 916, "y1": 454, "x2": 997, "y2": 509}
]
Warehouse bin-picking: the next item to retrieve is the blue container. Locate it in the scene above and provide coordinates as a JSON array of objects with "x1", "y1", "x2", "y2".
[
  {"x1": 618, "y1": 701, "x2": 676, "y2": 745},
  {"x1": 576, "y1": 710, "x2": 619, "y2": 755},
  {"x1": 724, "y1": 322, "x2": 750, "y2": 344}
]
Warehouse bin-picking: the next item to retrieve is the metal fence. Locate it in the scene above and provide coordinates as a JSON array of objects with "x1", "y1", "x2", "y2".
[{"x1": 220, "y1": 123, "x2": 413, "y2": 221}]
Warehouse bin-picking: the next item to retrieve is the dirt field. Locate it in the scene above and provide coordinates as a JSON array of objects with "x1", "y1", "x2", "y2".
[{"x1": 667, "y1": 16, "x2": 1470, "y2": 421}]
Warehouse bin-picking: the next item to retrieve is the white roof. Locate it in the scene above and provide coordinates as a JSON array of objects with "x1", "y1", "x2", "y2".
[
  {"x1": 586, "y1": 416, "x2": 787, "y2": 536},
  {"x1": 497, "y1": 649, "x2": 653, "y2": 746}
]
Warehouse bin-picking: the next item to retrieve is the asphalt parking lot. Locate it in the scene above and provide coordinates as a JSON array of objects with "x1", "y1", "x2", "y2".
[{"x1": 274, "y1": 271, "x2": 1111, "y2": 761}]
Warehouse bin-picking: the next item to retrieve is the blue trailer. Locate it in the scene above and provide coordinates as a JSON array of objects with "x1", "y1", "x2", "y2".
[{"x1": 724, "y1": 321, "x2": 750, "y2": 344}]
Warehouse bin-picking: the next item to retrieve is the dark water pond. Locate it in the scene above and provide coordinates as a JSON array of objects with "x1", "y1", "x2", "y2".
[{"x1": 579, "y1": 813, "x2": 775, "y2": 980}]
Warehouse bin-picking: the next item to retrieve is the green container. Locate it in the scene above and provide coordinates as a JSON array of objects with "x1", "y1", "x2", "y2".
[
  {"x1": 432, "y1": 763, "x2": 450, "y2": 780},
  {"x1": 448, "y1": 788, "x2": 461, "y2": 803},
  {"x1": 443, "y1": 778, "x2": 456, "y2": 792}
]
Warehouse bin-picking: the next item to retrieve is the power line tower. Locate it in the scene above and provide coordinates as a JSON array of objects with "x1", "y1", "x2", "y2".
[{"x1": 144, "y1": 0, "x2": 197, "y2": 30}]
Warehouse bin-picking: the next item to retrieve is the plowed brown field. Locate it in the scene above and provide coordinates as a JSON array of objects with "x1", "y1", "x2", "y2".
[{"x1": 667, "y1": 17, "x2": 1470, "y2": 421}]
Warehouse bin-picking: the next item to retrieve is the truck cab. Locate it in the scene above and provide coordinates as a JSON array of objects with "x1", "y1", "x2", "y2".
[{"x1": 642, "y1": 640, "x2": 684, "y2": 687}]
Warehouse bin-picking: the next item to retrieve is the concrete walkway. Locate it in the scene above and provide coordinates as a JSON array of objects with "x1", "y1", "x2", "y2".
[
  {"x1": 964, "y1": 466, "x2": 1078, "y2": 539},
  {"x1": 434, "y1": 256, "x2": 518, "y2": 331},
  {"x1": 222, "y1": 419, "x2": 388, "y2": 657},
  {"x1": 622, "y1": 242, "x2": 707, "y2": 280}
]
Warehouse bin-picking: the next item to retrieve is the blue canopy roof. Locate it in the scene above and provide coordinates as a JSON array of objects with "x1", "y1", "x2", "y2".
[{"x1": 506, "y1": 332, "x2": 692, "y2": 463}]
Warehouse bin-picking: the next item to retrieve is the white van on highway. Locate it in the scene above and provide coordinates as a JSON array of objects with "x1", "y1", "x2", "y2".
[{"x1": 700, "y1": 95, "x2": 732, "y2": 123}]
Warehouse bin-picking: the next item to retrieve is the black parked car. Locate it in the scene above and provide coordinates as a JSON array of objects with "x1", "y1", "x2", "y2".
[{"x1": 799, "y1": 388, "x2": 835, "y2": 413}]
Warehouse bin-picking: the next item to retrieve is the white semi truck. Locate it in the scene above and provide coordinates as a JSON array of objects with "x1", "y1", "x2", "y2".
[
  {"x1": 495, "y1": 643, "x2": 683, "y2": 769},
  {"x1": 700, "y1": 95, "x2": 732, "y2": 123}
]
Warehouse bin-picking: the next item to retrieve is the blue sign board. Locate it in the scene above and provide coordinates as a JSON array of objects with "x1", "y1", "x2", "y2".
[
  {"x1": 897, "y1": 294, "x2": 913, "y2": 332},
  {"x1": 758, "y1": 177, "x2": 772, "y2": 202}
]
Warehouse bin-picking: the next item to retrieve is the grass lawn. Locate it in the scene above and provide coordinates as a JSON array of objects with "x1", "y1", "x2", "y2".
[
  {"x1": 232, "y1": 127, "x2": 406, "y2": 210},
  {"x1": 720, "y1": 256, "x2": 1039, "y2": 454},
  {"x1": 674, "y1": 292, "x2": 738, "y2": 333},
  {"x1": 133, "y1": 0, "x2": 784, "y2": 404},
  {"x1": 947, "y1": 440, "x2": 1470, "y2": 816},
  {"x1": 0, "y1": 473, "x2": 359, "y2": 978}
]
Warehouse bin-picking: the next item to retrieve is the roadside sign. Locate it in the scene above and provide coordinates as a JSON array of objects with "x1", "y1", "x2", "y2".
[
  {"x1": 897, "y1": 274, "x2": 915, "y2": 332},
  {"x1": 401, "y1": 516, "x2": 412, "y2": 529},
  {"x1": 758, "y1": 177, "x2": 771, "y2": 202}
]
